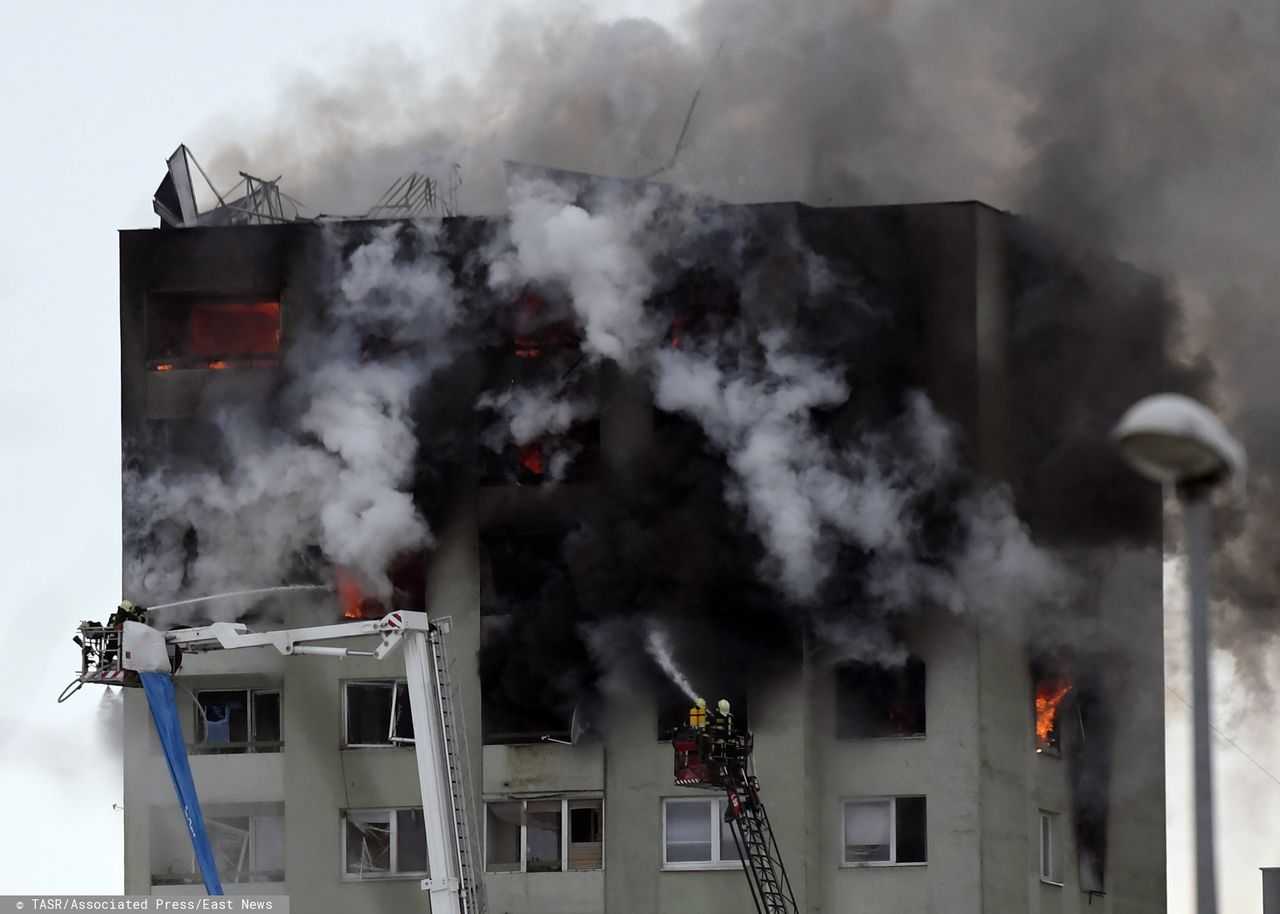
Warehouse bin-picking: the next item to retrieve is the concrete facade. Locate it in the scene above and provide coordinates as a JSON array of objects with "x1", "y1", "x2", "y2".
[{"x1": 120, "y1": 201, "x2": 1166, "y2": 913}]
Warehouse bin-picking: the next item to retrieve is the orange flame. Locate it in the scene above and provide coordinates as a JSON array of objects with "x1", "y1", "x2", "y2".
[
  {"x1": 148, "y1": 357, "x2": 277, "y2": 372},
  {"x1": 519, "y1": 442, "x2": 545, "y2": 478},
  {"x1": 335, "y1": 566, "x2": 365, "y2": 619},
  {"x1": 1035, "y1": 679, "x2": 1073, "y2": 748}
]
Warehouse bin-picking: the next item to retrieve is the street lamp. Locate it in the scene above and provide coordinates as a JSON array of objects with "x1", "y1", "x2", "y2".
[{"x1": 1113, "y1": 393, "x2": 1245, "y2": 914}]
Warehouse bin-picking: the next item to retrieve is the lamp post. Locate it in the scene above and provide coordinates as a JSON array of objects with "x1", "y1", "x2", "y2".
[{"x1": 1112, "y1": 394, "x2": 1245, "y2": 914}]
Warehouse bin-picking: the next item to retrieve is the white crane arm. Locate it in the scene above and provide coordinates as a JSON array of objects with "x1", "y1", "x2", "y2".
[{"x1": 159, "y1": 610, "x2": 431, "y2": 660}]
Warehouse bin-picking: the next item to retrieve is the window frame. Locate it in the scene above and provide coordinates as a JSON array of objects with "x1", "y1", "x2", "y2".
[
  {"x1": 483, "y1": 796, "x2": 605, "y2": 874},
  {"x1": 342, "y1": 679, "x2": 413, "y2": 749},
  {"x1": 661, "y1": 797, "x2": 743, "y2": 871},
  {"x1": 340, "y1": 807, "x2": 429, "y2": 881},
  {"x1": 841, "y1": 796, "x2": 928, "y2": 868},
  {"x1": 1039, "y1": 810, "x2": 1062, "y2": 885},
  {"x1": 192, "y1": 687, "x2": 282, "y2": 754}
]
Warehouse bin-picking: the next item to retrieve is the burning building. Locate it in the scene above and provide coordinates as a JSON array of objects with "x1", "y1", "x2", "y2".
[{"x1": 118, "y1": 159, "x2": 1174, "y2": 912}]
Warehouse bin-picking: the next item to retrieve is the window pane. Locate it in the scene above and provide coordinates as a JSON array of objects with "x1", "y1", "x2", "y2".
[
  {"x1": 345, "y1": 812, "x2": 391, "y2": 876},
  {"x1": 895, "y1": 797, "x2": 927, "y2": 863},
  {"x1": 207, "y1": 818, "x2": 251, "y2": 877},
  {"x1": 570, "y1": 804, "x2": 602, "y2": 843},
  {"x1": 526, "y1": 800, "x2": 562, "y2": 873},
  {"x1": 718, "y1": 802, "x2": 741, "y2": 862},
  {"x1": 844, "y1": 801, "x2": 891, "y2": 863},
  {"x1": 665, "y1": 801, "x2": 712, "y2": 863},
  {"x1": 1040, "y1": 812, "x2": 1055, "y2": 880},
  {"x1": 568, "y1": 801, "x2": 603, "y2": 871},
  {"x1": 392, "y1": 683, "x2": 415, "y2": 741},
  {"x1": 252, "y1": 692, "x2": 281, "y2": 746},
  {"x1": 396, "y1": 809, "x2": 429, "y2": 874},
  {"x1": 486, "y1": 802, "x2": 522, "y2": 873},
  {"x1": 251, "y1": 816, "x2": 286, "y2": 875},
  {"x1": 198, "y1": 691, "x2": 249, "y2": 749},
  {"x1": 347, "y1": 683, "x2": 393, "y2": 745}
]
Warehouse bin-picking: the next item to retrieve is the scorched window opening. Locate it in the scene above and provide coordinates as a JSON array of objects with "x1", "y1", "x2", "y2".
[
  {"x1": 835, "y1": 656, "x2": 926, "y2": 739},
  {"x1": 146, "y1": 294, "x2": 281, "y2": 372}
]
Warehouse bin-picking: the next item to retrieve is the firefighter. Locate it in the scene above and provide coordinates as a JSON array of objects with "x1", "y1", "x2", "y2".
[
  {"x1": 103, "y1": 600, "x2": 147, "y2": 667},
  {"x1": 688, "y1": 697, "x2": 708, "y2": 728},
  {"x1": 716, "y1": 698, "x2": 733, "y2": 730},
  {"x1": 109, "y1": 600, "x2": 148, "y2": 626}
]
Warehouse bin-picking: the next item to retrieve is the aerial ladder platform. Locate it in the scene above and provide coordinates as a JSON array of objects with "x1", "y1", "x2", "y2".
[
  {"x1": 672, "y1": 703, "x2": 800, "y2": 914},
  {"x1": 63, "y1": 608, "x2": 485, "y2": 914}
]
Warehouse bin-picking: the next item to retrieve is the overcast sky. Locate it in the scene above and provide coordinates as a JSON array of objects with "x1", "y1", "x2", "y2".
[{"x1": 0, "y1": 2, "x2": 1274, "y2": 910}]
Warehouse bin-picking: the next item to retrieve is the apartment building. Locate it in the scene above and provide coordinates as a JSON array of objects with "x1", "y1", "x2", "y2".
[{"x1": 119, "y1": 195, "x2": 1167, "y2": 913}]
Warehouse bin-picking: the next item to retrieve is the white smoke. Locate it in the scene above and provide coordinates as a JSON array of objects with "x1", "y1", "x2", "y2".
[
  {"x1": 478, "y1": 384, "x2": 595, "y2": 447},
  {"x1": 125, "y1": 223, "x2": 460, "y2": 611},
  {"x1": 490, "y1": 177, "x2": 663, "y2": 368}
]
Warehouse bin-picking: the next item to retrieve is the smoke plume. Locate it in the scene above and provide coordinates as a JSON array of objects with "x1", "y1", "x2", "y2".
[
  {"x1": 126, "y1": 222, "x2": 465, "y2": 612},
  {"x1": 136, "y1": 0, "x2": 1280, "y2": 688}
]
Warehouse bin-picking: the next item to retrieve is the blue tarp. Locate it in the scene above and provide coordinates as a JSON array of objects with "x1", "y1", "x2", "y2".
[{"x1": 140, "y1": 672, "x2": 225, "y2": 896}]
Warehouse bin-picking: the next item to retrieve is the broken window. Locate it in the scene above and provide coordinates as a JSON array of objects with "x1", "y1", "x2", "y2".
[
  {"x1": 843, "y1": 797, "x2": 927, "y2": 865},
  {"x1": 835, "y1": 657, "x2": 926, "y2": 739},
  {"x1": 344, "y1": 681, "x2": 414, "y2": 747},
  {"x1": 484, "y1": 798, "x2": 604, "y2": 873},
  {"x1": 662, "y1": 798, "x2": 740, "y2": 868},
  {"x1": 342, "y1": 808, "x2": 428, "y2": 879},
  {"x1": 480, "y1": 530, "x2": 580, "y2": 744},
  {"x1": 151, "y1": 804, "x2": 284, "y2": 885},
  {"x1": 147, "y1": 295, "x2": 281, "y2": 371},
  {"x1": 193, "y1": 689, "x2": 281, "y2": 754}
]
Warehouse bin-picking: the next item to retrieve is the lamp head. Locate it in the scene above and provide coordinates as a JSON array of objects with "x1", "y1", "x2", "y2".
[{"x1": 1112, "y1": 394, "x2": 1245, "y2": 490}]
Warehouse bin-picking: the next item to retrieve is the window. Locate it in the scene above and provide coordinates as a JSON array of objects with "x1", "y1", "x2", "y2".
[
  {"x1": 1039, "y1": 811, "x2": 1061, "y2": 884},
  {"x1": 344, "y1": 680, "x2": 414, "y2": 747},
  {"x1": 342, "y1": 808, "x2": 428, "y2": 879},
  {"x1": 1032, "y1": 665, "x2": 1073, "y2": 755},
  {"x1": 835, "y1": 658, "x2": 926, "y2": 739},
  {"x1": 147, "y1": 295, "x2": 281, "y2": 372},
  {"x1": 662, "y1": 798, "x2": 741, "y2": 869},
  {"x1": 207, "y1": 815, "x2": 286, "y2": 883},
  {"x1": 485, "y1": 798, "x2": 604, "y2": 873},
  {"x1": 843, "y1": 797, "x2": 927, "y2": 865},
  {"x1": 151, "y1": 804, "x2": 285, "y2": 885},
  {"x1": 479, "y1": 530, "x2": 579, "y2": 744},
  {"x1": 194, "y1": 689, "x2": 281, "y2": 754}
]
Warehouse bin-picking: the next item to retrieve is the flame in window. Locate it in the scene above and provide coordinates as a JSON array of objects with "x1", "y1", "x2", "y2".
[
  {"x1": 147, "y1": 299, "x2": 281, "y2": 372},
  {"x1": 335, "y1": 566, "x2": 366, "y2": 619},
  {"x1": 1035, "y1": 679, "x2": 1073, "y2": 751}
]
